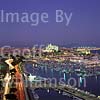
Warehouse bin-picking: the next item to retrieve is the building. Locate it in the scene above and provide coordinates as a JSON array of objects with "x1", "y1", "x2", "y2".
[{"x1": 44, "y1": 44, "x2": 59, "y2": 53}]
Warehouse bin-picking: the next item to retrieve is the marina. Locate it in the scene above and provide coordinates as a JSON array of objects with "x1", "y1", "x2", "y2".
[{"x1": 24, "y1": 62, "x2": 100, "y2": 100}]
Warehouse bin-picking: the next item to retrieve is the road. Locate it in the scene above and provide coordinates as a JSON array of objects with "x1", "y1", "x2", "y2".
[
  {"x1": 15, "y1": 65, "x2": 25, "y2": 100},
  {"x1": 4, "y1": 59, "x2": 25, "y2": 100}
]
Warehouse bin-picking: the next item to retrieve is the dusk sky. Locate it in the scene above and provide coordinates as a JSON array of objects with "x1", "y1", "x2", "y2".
[{"x1": 0, "y1": 0, "x2": 100, "y2": 47}]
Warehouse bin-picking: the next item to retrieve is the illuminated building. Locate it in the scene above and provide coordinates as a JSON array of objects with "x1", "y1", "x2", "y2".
[
  {"x1": 77, "y1": 48, "x2": 90, "y2": 55},
  {"x1": 44, "y1": 44, "x2": 59, "y2": 52}
]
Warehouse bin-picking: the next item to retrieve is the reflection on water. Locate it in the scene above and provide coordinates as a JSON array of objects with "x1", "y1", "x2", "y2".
[
  {"x1": 34, "y1": 88, "x2": 73, "y2": 100},
  {"x1": 25, "y1": 63, "x2": 100, "y2": 96}
]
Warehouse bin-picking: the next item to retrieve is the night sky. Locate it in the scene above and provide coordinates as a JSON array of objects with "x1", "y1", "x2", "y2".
[{"x1": 0, "y1": 0, "x2": 100, "y2": 47}]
